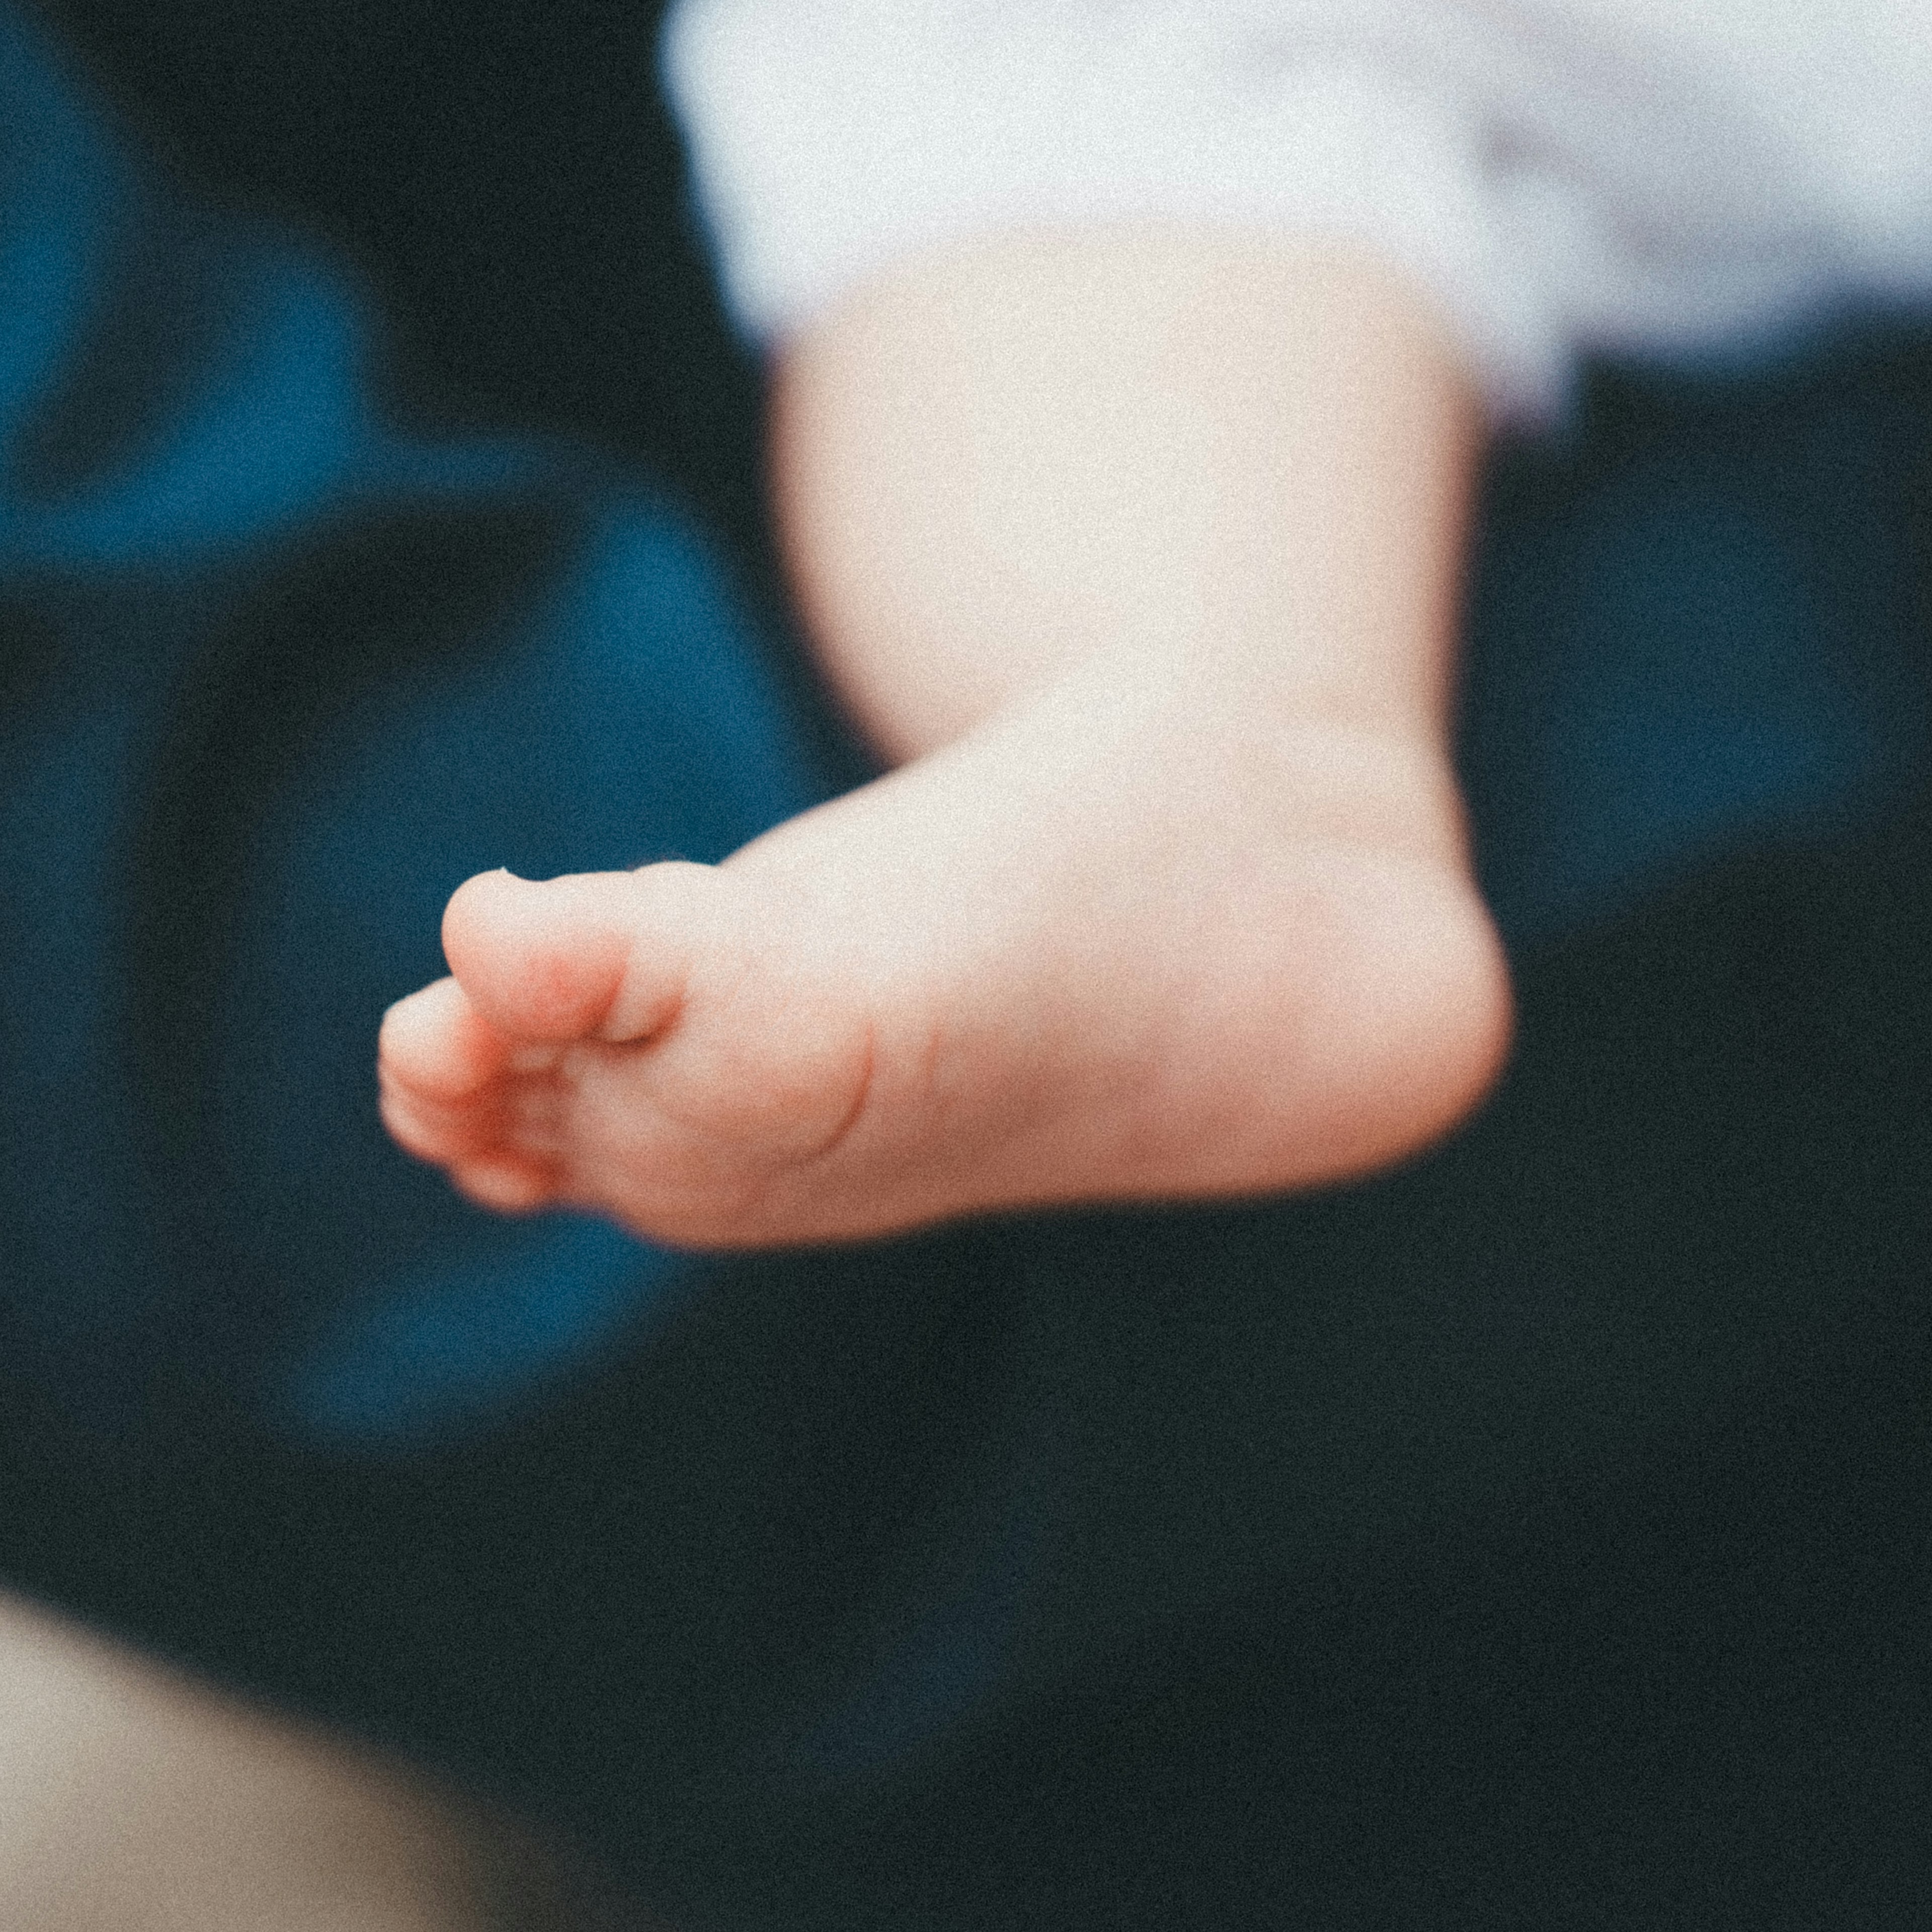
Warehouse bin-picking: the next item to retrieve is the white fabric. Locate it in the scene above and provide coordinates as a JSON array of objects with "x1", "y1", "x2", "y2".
[{"x1": 661, "y1": 0, "x2": 1932, "y2": 423}]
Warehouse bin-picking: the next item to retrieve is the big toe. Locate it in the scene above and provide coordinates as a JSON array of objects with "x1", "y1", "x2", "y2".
[{"x1": 440, "y1": 864, "x2": 712, "y2": 1045}]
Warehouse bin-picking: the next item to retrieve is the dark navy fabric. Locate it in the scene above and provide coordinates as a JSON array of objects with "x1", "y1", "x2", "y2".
[
  {"x1": 1462, "y1": 354, "x2": 1932, "y2": 940},
  {"x1": 4, "y1": 9, "x2": 1932, "y2": 1926}
]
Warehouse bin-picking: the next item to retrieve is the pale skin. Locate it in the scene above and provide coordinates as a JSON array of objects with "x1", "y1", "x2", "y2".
[{"x1": 377, "y1": 228, "x2": 1513, "y2": 1250}]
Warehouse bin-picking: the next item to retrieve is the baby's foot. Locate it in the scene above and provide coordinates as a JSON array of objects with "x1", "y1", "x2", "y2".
[{"x1": 379, "y1": 672, "x2": 1510, "y2": 1249}]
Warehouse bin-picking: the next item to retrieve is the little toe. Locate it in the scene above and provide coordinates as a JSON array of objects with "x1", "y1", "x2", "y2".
[{"x1": 448, "y1": 1152, "x2": 557, "y2": 1215}]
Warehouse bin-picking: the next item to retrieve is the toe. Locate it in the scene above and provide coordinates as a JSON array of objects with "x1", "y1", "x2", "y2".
[
  {"x1": 377, "y1": 1070, "x2": 518, "y2": 1167},
  {"x1": 376, "y1": 1078, "x2": 454, "y2": 1162},
  {"x1": 448, "y1": 1153, "x2": 556, "y2": 1215},
  {"x1": 378, "y1": 976, "x2": 510, "y2": 1102},
  {"x1": 441, "y1": 866, "x2": 707, "y2": 1045}
]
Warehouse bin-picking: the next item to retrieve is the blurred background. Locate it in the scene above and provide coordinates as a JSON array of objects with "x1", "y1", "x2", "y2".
[{"x1": 29, "y1": 0, "x2": 766, "y2": 567}]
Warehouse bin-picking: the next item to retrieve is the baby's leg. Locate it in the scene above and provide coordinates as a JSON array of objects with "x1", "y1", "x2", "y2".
[{"x1": 381, "y1": 235, "x2": 1511, "y2": 1247}]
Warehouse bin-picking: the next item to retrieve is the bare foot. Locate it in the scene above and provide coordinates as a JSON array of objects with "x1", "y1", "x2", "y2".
[{"x1": 378, "y1": 656, "x2": 1510, "y2": 1250}]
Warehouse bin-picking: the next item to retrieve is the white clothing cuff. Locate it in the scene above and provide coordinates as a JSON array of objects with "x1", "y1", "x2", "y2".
[{"x1": 663, "y1": 1, "x2": 1571, "y2": 424}]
